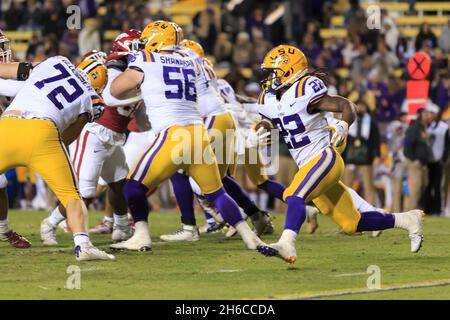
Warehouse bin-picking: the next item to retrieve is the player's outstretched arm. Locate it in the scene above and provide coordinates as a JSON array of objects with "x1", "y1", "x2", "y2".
[
  {"x1": 0, "y1": 62, "x2": 33, "y2": 80},
  {"x1": 310, "y1": 94, "x2": 356, "y2": 127},
  {"x1": 110, "y1": 68, "x2": 143, "y2": 100}
]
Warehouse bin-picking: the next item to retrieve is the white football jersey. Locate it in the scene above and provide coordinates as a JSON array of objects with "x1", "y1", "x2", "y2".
[
  {"x1": 7, "y1": 56, "x2": 98, "y2": 131},
  {"x1": 176, "y1": 48, "x2": 225, "y2": 117},
  {"x1": 258, "y1": 75, "x2": 331, "y2": 167},
  {"x1": 127, "y1": 50, "x2": 203, "y2": 134},
  {"x1": 217, "y1": 78, "x2": 239, "y2": 105}
]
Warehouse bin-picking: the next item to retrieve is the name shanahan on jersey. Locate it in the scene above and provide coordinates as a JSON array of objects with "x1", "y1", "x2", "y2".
[
  {"x1": 258, "y1": 75, "x2": 330, "y2": 167},
  {"x1": 7, "y1": 56, "x2": 98, "y2": 131},
  {"x1": 176, "y1": 48, "x2": 225, "y2": 117},
  {"x1": 127, "y1": 50, "x2": 203, "y2": 134}
]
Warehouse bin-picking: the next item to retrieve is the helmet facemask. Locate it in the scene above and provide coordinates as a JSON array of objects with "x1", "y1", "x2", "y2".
[
  {"x1": 261, "y1": 68, "x2": 284, "y2": 92},
  {"x1": 0, "y1": 36, "x2": 12, "y2": 63}
]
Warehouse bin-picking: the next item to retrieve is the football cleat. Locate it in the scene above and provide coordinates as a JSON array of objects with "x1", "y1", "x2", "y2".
[
  {"x1": 224, "y1": 225, "x2": 238, "y2": 238},
  {"x1": 75, "y1": 242, "x2": 115, "y2": 261},
  {"x1": 372, "y1": 230, "x2": 383, "y2": 237},
  {"x1": 40, "y1": 218, "x2": 58, "y2": 246},
  {"x1": 160, "y1": 225, "x2": 200, "y2": 242},
  {"x1": 112, "y1": 224, "x2": 134, "y2": 242},
  {"x1": 109, "y1": 233, "x2": 152, "y2": 252},
  {"x1": 0, "y1": 230, "x2": 31, "y2": 248},
  {"x1": 306, "y1": 205, "x2": 319, "y2": 234},
  {"x1": 89, "y1": 219, "x2": 113, "y2": 234},
  {"x1": 234, "y1": 221, "x2": 266, "y2": 250},
  {"x1": 250, "y1": 211, "x2": 273, "y2": 237},
  {"x1": 199, "y1": 222, "x2": 225, "y2": 234},
  {"x1": 405, "y1": 210, "x2": 425, "y2": 253},
  {"x1": 57, "y1": 220, "x2": 69, "y2": 233},
  {"x1": 257, "y1": 241, "x2": 297, "y2": 264},
  {"x1": 264, "y1": 221, "x2": 275, "y2": 235}
]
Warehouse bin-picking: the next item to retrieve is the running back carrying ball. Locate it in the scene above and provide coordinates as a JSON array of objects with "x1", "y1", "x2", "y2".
[
  {"x1": 254, "y1": 118, "x2": 273, "y2": 132},
  {"x1": 246, "y1": 119, "x2": 273, "y2": 148}
]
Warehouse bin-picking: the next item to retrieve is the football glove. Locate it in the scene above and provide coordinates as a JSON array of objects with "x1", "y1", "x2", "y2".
[
  {"x1": 246, "y1": 127, "x2": 271, "y2": 149},
  {"x1": 91, "y1": 104, "x2": 105, "y2": 122},
  {"x1": 326, "y1": 119, "x2": 348, "y2": 147}
]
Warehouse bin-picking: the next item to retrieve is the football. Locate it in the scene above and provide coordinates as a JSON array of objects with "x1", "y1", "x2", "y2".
[{"x1": 254, "y1": 119, "x2": 274, "y2": 132}]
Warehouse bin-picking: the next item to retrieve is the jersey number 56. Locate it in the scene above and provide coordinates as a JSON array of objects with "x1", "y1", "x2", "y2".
[{"x1": 163, "y1": 66, "x2": 197, "y2": 102}]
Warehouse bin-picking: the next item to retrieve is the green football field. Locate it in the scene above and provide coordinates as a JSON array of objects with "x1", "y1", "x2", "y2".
[{"x1": 1, "y1": 209, "x2": 450, "y2": 300}]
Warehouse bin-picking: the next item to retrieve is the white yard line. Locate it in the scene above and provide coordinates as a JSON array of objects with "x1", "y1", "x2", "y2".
[
  {"x1": 332, "y1": 272, "x2": 368, "y2": 277},
  {"x1": 269, "y1": 279, "x2": 450, "y2": 300}
]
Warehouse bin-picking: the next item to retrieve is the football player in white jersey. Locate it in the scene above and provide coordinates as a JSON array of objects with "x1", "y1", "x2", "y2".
[
  {"x1": 108, "y1": 20, "x2": 263, "y2": 252},
  {"x1": 160, "y1": 39, "x2": 272, "y2": 241},
  {"x1": 0, "y1": 56, "x2": 115, "y2": 261},
  {"x1": 40, "y1": 30, "x2": 147, "y2": 246},
  {"x1": 253, "y1": 45, "x2": 424, "y2": 264},
  {"x1": 0, "y1": 30, "x2": 33, "y2": 248}
]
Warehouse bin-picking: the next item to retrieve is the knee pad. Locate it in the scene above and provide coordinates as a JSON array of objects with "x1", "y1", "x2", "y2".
[{"x1": 77, "y1": 180, "x2": 97, "y2": 199}]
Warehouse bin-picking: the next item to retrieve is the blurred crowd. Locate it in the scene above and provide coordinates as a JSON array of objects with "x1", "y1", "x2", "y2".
[{"x1": 0, "y1": 0, "x2": 449, "y2": 215}]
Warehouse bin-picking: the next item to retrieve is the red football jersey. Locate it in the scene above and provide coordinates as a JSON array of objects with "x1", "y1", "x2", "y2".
[{"x1": 96, "y1": 105, "x2": 137, "y2": 133}]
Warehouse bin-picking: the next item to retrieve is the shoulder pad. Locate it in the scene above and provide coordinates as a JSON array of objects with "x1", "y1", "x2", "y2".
[{"x1": 295, "y1": 76, "x2": 327, "y2": 105}]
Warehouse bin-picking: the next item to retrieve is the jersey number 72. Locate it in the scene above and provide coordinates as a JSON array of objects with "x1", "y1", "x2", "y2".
[{"x1": 34, "y1": 63, "x2": 84, "y2": 110}]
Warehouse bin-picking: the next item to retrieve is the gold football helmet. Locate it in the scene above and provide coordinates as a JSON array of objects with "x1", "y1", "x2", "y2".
[
  {"x1": 181, "y1": 39, "x2": 205, "y2": 58},
  {"x1": 261, "y1": 45, "x2": 308, "y2": 91},
  {"x1": 140, "y1": 20, "x2": 183, "y2": 53},
  {"x1": 76, "y1": 59, "x2": 108, "y2": 94}
]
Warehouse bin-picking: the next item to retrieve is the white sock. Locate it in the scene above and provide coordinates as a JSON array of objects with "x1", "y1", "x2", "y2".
[
  {"x1": 280, "y1": 229, "x2": 297, "y2": 244},
  {"x1": 48, "y1": 207, "x2": 66, "y2": 227},
  {"x1": 103, "y1": 216, "x2": 114, "y2": 224},
  {"x1": 249, "y1": 192, "x2": 257, "y2": 204},
  {"x1": 113, "y1": 213, "x2": 128, "y2": 227},
  {"x1": 134, "y1": 221, "x2": 151, "y2": 241},
  {"x1": 0, "y1": 219, "x2": 9, "y2": 233},
  {"x1": 259, "y1": 192, "x2": 269, "y2": 211},
  {"x1": 393, "y1": 213, "x2": 407, "y2": 230},
  {"x1": 235, "y1": 221, "x2": 261, "y2": 248},
  {"x1": 206, "y1": 218, "x2": 216, "y2": 225},
  {"x1": 73, "y1": 232, "x2": 90, "y2": 246},
  {"x1": 183, "y1": 224, "x2": 196, "y2": 231}
]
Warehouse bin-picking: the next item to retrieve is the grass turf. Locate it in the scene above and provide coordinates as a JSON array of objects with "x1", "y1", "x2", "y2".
[{"x1": 1, "y1": 209, "x2": 450, "y2": 300}]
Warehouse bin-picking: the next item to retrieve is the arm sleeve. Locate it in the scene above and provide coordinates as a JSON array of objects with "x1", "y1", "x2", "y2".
[{"x1": 0, "y1": 78, "x2": 25, "y2": 97}]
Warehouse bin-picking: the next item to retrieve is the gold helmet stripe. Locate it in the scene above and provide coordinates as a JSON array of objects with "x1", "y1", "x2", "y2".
[{"x1": 81, "y1": 59, "x2": 102, "y2": 74}]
